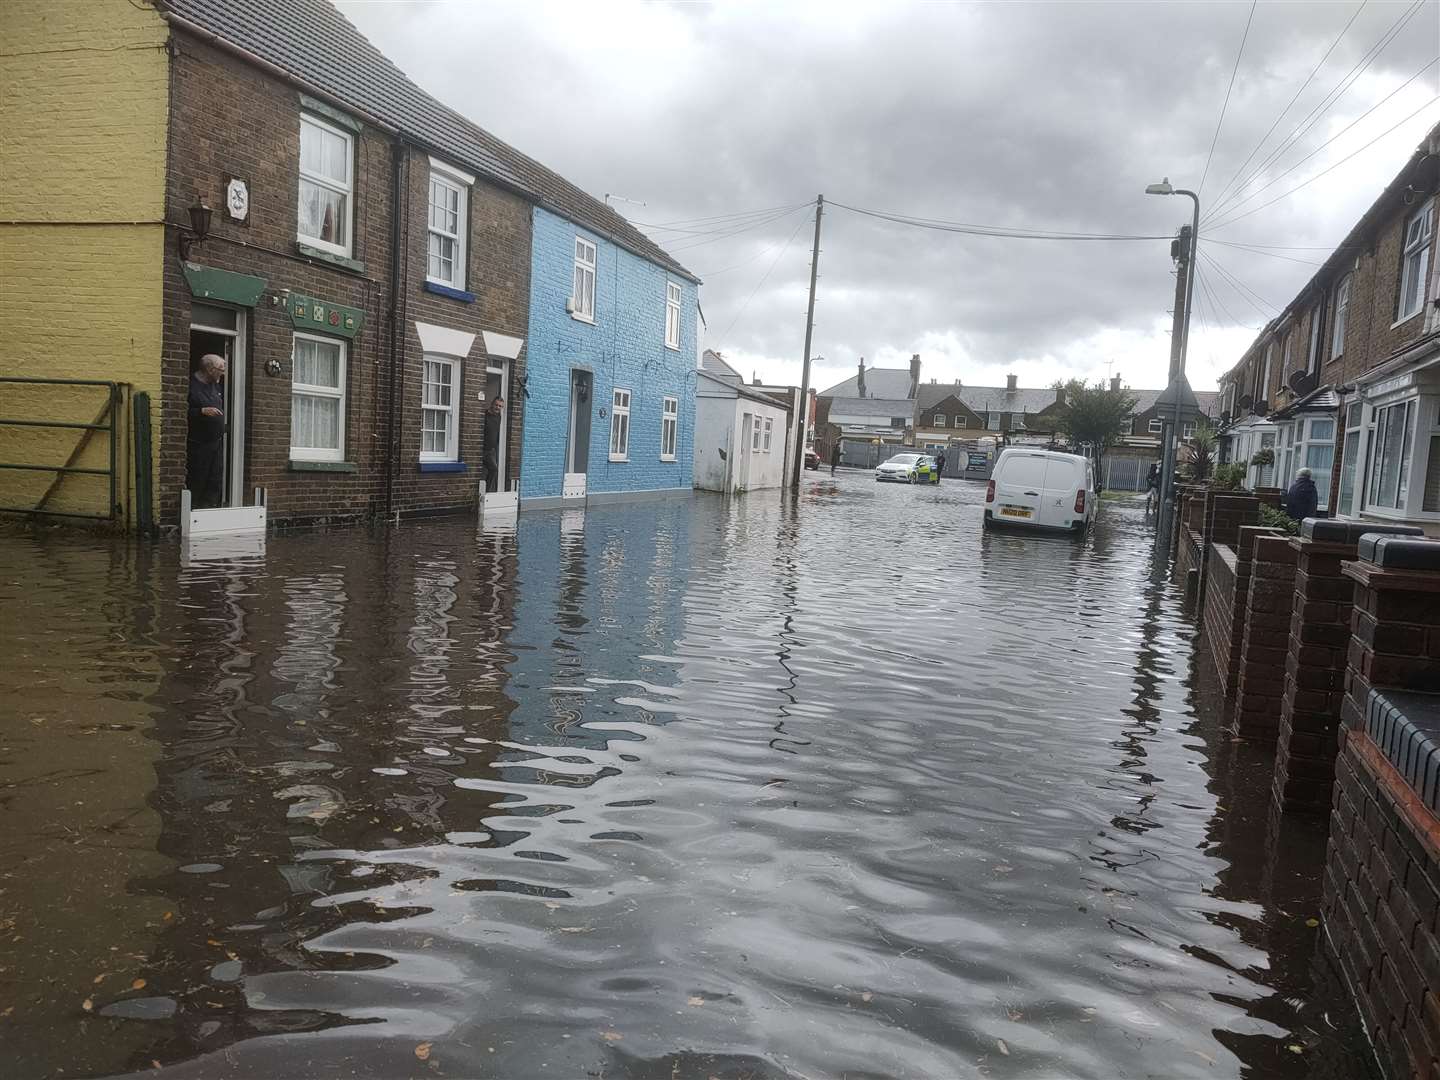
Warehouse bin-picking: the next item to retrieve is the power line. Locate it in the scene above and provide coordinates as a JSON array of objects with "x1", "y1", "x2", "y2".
[
  {"x1": 663, "y1": 205, "x2": 813, "y2": 252},
  {"x1": 1195, "y1": 257, "x2": 1257, "y2": 330},
  {"x1": 1198, "y1": 0, "x2": 1259, "y2": 197},
  {"x1": 634, "y1": 203, "x2": 810, "y2": 230},
  {"x1": 1208, "y1": 93, "x2": 1440, "y2": 231},
  {"x1": 1207, "y1": 0, "x2": 1369, "y2": 215},
  {"x1": 1204, "y1": 0, "x2": 1429, "y2": 223},
  {"x1": 717, "y1": 214, "x2": 811, "y2": 342},
  {"x1": 829, "y1": 201, "x2": 1171, "y2": 241},
  {"x1": 1201, "y1": 237, "x2": 1325, "y2": 266},
  {"x1": 1199, "y1": 248, "x2": 1278, "y2": 319}
]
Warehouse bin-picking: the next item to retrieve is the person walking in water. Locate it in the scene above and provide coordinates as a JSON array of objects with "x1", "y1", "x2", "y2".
[
  {"x1": 187, "y1": 353, "x2": 227, "y2": 508},
  {"x1": 829, "y1": 440, "x2": 841, "y2": 476},
  {"x1": 934, "y1": 450, "x2": 947, "y2": 482},
  {"x1": 483, "y1": 396, "x2": 504, "y2": 493},
  {"x1": 1145, "y1": 461, "x2": 1160, "y2": 513},
  {"x1": 1283, "y1": 467, "x2": 1318, "y2": 522}
]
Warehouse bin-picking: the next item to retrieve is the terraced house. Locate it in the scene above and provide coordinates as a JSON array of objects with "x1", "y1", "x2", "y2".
[
  {"x1": 1, "y1": 0, "x2": 695, "y2": 531},
  {"x1": 1217, "y1": 121, "x2": 1440, "y2": 529}
]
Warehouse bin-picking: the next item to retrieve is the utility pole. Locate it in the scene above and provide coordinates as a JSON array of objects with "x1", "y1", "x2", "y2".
[{"x1": 791, "y1": 194, "x2": 824, "y2": 491}]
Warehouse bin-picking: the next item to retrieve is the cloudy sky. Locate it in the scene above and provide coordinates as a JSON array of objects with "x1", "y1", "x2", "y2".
[{"x1": 340, "y1": 0, "x2": 1440, "y2": 394}]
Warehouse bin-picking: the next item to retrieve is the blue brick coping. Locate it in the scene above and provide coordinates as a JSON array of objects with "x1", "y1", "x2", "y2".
[
  {"x1": 418, "y1": 461, "x2": 467, "y2": 473},
  {"x1": 1365, "y1": 688, "x2": 1440, "y2": 812},
  {"x1": 422, "y1": 281, "x2": 475, "y2": 304}
]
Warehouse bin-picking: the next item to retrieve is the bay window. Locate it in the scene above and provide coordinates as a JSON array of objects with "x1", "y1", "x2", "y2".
[
  {"x1": 1367, "y1": 400, "x2": 1416, "y2": 510},
  {"x1": 291, "y1": 333, "x2": 346, "y2": 461}
]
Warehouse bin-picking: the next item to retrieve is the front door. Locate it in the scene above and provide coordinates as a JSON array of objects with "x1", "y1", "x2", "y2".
[
  {"x1": 738, "y1": 413, "x2": 753, "y2": 492},
  {"x1": 188, "y1": 303, "x2": 246, "y2": 507},
  {"x1": 567, "y1": 370, "x2": 593, "y2": 476},
  {"x1": 484, "y1": 361, "x2": 509, "y2": 494}
]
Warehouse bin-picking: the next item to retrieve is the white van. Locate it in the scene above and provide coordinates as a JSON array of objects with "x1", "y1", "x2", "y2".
[{"x1": 984, "y1": 449, "x2": 1096, "y2": 533}]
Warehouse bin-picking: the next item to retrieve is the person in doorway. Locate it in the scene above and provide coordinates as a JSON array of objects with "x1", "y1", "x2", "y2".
[
  {"x1": 829, "y1": 440, "x2": 841, "y2": 476},
  {"x1": 934, "y1": 450, "x2": 946, "y2": 481},
  {"x1": 1145, "y1": 461, "x2": 1160, "y2": 512},
  {"x1": 187, "y1": 353, "x2": 227, "y2": 508},
  {"x1": 483, "y1": 395, "x2": 504, "y2": 493},
  {"x1": 1284, "y1": 466, "x2": 1319, "y2": 522}
]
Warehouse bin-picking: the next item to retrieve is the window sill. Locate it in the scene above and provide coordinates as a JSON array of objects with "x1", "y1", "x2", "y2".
[
  {"x1": 289, "y1": 459, "x2": 357, "y2": 472},
  {"x1": 423, "y1": 281, "x2": 475, "y2": 303},
  {"x1": 665, "y1": 343, "x2": 680, "y2": 352},
  {"x1": 296, "y1": 242, "x2": 366, "y2": 275},
  {"x1": 571, "y1": 312, "x2": 596, "y2": 325},
  {"x1": 608, "y1": 455, "x2": 628, "y2": 463},
  {"x1": 418, "y1": 460, "x2": 467, "y2": 473},
  {"x1": 660, "y1": 455, "x2": 677, "y2": 463},
  {"x1": 1392, "y1": 309, "x2": 1424, "y2": 330}
]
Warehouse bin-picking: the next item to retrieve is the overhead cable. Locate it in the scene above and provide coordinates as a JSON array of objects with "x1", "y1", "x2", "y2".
[
  {"x1": 1198, "y1": 0, "x2": 1259, "y2": 197},
  {"x1": 829, "y1": 201, "x2": 1171, "y2": 241}
]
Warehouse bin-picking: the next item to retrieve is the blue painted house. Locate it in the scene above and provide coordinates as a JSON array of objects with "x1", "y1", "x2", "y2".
[{"x1": 521, "y1": 207, "x2": 699, "y2": 508}]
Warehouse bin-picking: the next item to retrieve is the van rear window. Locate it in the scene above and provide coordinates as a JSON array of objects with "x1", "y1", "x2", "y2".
[{"x1": 999, "y1": 455, "x2": 1048, "y2": 486}]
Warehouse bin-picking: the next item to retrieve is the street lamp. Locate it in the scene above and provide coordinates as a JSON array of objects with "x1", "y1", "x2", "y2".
[{"x1": 1145, "y1": 177, "x2": 1200, "y2": 555}]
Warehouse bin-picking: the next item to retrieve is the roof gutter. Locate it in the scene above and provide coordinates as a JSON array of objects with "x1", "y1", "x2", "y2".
[{"x1": 160, "y1": 7, "x2": 699, "y2": 284}]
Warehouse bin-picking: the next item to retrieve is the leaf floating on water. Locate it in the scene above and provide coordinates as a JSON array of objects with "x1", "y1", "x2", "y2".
[
  {"x1": 544, "y1": 901, "x2": 562, "y2": 910},
  {"x1": 1305, "y1": 918, "x2": 1319, "y2": 928},
  {"x1": 414, "y1": 1042, "x2": 432, "y2": 1061},
  {"x1": 687, "y1": 996, "x2": 705, "y2": 1007},
  {"x1": 93, "y1": 974, "x2": 106, "y2": 985},
  {"x1": 81, "y1": 997, "x2": 94, "y2": 1012},
  {"x1": 131, "y1": 979, "x2": 147, "y2": 990},
  {"x1": 1287, "y1": 1044, "x2": 1304, "y2": 1054},
  {"x1": 997, "y1": 1039, "x2": 1010, "y2": 1056},
  {"x1": 860, "y1": 991, "x2": 873, "y2": 1003},
  {"x1": 602, "y1": 1030, "x2": 624, "y2": 1042}
]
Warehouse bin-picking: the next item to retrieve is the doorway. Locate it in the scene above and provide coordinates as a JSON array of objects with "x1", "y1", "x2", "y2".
[
  {"x1": 738, "y1": 412, "x2": 753, "y2": 493},
  {"x1": 189, "y1": 302, "x2": 246, "y2": 507},
  {"x1": 483, "y1": 361, "x2": 510, "y2": 494},
  {"x1": 566, "y1": 369, "x2": 593, "y2": 478}
]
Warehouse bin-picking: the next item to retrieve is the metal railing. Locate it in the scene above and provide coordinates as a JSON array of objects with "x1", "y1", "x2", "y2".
[{"x1": 0, "y1": 377, "x2": 123, "y2": 521}]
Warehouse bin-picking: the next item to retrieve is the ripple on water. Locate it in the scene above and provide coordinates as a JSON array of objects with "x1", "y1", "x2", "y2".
[{"x1": 0, "y1": 483, "x2": 1376, "y2": 1079}]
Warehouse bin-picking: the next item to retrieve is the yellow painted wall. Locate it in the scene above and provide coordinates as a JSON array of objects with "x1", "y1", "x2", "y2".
[{"x1": 0, "y1": 0, "x2": 169, "y2": 524}]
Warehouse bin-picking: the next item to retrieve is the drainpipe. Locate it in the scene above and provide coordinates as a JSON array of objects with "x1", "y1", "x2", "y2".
[{"x1": 384, "y1": 137, "x2": 407, "y2": 518}]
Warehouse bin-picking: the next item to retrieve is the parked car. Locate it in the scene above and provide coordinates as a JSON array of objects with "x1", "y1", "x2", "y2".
[
  {"x1": 983, "y1": 449, "x2": 1096, "y2": 532},
  {"x1": 875, "y1": 453, "x2": 937, "y2": 484},
  {"x1": 804, "y1": 448, "x2": 821, "y2": 470}
]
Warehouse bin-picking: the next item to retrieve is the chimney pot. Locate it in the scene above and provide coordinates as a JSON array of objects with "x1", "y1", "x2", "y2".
[
  {"x1": 1006, "y1": 374, "x2": 1017, "y2": 392},
  {"x1": 1110, "y1": 374, "x2": 1121, "y2": 392}
]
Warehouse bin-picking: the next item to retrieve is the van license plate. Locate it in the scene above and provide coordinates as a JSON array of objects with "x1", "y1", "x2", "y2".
[{"x1": 1000, "y1": 506, "x2": 1032, "y2": 519}]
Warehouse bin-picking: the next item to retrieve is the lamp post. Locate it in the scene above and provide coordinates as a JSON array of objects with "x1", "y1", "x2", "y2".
[{"x1": 1145, "y1": 178, "x2": 1200, "y2": 555}]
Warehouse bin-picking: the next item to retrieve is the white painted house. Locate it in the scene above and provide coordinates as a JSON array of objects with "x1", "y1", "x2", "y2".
[{"x1": 694, "y1": 367, "x2": 793, "y2": 494}]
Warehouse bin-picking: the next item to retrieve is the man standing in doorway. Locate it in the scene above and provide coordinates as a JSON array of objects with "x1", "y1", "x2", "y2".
[
  {"x1": 483, "y1": 395, "x2": 504, "y2": 493},
  {"x1": 187, "y1": 353, "x2": 226, "y2": 508}
]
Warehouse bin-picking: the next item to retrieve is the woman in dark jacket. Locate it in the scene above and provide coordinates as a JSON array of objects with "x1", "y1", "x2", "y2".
[{"x1": 1284, "y1": 467, "x2": 1319, "y2": 522}]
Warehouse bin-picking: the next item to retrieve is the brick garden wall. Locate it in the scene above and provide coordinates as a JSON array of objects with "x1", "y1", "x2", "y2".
[{"x1": 1232, "y1": 531, "x2": 1294, "y2": 741}]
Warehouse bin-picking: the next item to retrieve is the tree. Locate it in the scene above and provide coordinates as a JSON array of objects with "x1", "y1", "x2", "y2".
[
  {"x1": 1051, "y1": 379, "x2": 1137, "y2": 477},
  {"x1": 1182, "y1": 422, "x2": 1217, "y2": 481}
]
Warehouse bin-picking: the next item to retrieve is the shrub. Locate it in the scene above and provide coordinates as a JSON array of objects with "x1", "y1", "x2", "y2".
[
  {"x1": 1258, "y1": 503, "x2": 1299, "y2": 536},
  {"x1": 1213, "y1": 463, "x2": 1247, "y2": 490},
  {"x1": 1251, "y1": 447, "x2": 1275, "y2": 468}
]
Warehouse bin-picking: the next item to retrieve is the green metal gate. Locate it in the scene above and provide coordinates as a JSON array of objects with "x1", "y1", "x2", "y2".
[{"x1": 0, "y1": 377, "x2": 124, "y2": 522}]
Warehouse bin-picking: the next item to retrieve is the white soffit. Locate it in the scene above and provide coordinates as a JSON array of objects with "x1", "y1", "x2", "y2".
[
  {"x1": 482, "y1": 331, "x2": 525, "y2": 360},
  {"x1": 415, "y1": 321, "x2": 476, "y2": 358}
]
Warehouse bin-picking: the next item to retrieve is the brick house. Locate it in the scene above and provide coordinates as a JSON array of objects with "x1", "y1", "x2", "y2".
[
  {"x1": 519, "y1": 206, "x2": 699, "y2": 507},
  {"x1": 3, "y1": 0, "x2": 694, "y2": 530},
  {"x1": 1216, "y1": 121, "x2": 1440, "y2": 527}
]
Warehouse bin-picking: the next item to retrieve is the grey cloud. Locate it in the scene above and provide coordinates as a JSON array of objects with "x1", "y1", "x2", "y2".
[{"x1": 340, "y1": 0, "x2": 1440, "y2": 389}]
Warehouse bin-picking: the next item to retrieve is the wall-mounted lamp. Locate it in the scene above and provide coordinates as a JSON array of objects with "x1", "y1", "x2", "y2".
[{"x1": 178, "y1": 201, "x2": 213, "y2": 261}]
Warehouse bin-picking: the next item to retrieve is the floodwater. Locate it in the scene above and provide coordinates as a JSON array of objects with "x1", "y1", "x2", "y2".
[{"x1": 1, "y1": 476, "x2": 1376, "y2": 1079}]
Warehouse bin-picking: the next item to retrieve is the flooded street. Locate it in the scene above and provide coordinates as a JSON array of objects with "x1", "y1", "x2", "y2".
[{"x1": 2, "y1": 476, "x2": 1375, "y2": 1079}]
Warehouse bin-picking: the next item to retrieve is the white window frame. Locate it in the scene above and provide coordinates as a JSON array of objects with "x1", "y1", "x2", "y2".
[
  {"x1": 1366, "y1": 398, "x2": 1418, "y2": 511},
  {"x1": 1259, "y1": 344, "x2": 1273, "y2": 404},
  {"x1": 426, "y1": 160, "x2": 472, "y2": 289},
  {"x1": 762, "y1": 416, "x2": 773, "y2": 453},
  {"x1": 609, "y1": 387, "x2": 630, "y2": 461},
  {"x1": 1182, "y1": 420, "x2": 1196, "y2": 438},
  {"x1": 934, "y1": 414, "x2": 947, "y2": 428},
  {"x1": 1397, "y1": 203, "x2": 1435, "y2": 325},
  {"x1": 1331, "y1": 275, "x2": 1350, "y2": 360},
  {"x1": 1336, "y1": 401, "x2": 1364, "y2": 517},
  {"x1": 419, "y1": 354, "x2": 460, "y2": 462},
  {"x1": 752, "y1": 417, "x2": 763, "y2": 452},
  {"x1": 660, "y1": 396, "x2": 678, "y2": 461},
  {"x1": 297, "y1": 114, "x2": 354, "y2": 257},
  {"x1": 986, "y1": 411, "x2": 1000, "y2": 431},
  {"x1": 664, "y1": 282, "x2": 681, "y2": 350},
  {"x1": 290, "y1": 332, "x2": 347, "y2": 463},
  {"x1": 1281, "y1": 334, "x2": 1292, "y2": 380},
  {"x1": 1148, "y1": 417, "x2": 1164, "y2": 434},
  {"x1": 573, "y1": 237, "x2": 597, "y2": 323}
]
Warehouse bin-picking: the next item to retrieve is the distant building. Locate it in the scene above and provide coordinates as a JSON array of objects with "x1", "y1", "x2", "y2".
[{"x1": 693, "y1": 371, "x2": 792, "y2": 494}]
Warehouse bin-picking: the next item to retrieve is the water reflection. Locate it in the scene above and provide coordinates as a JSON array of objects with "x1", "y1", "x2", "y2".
[{"x1": 0, "y1": 483, "x2": 1374, "y2": 1079}]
